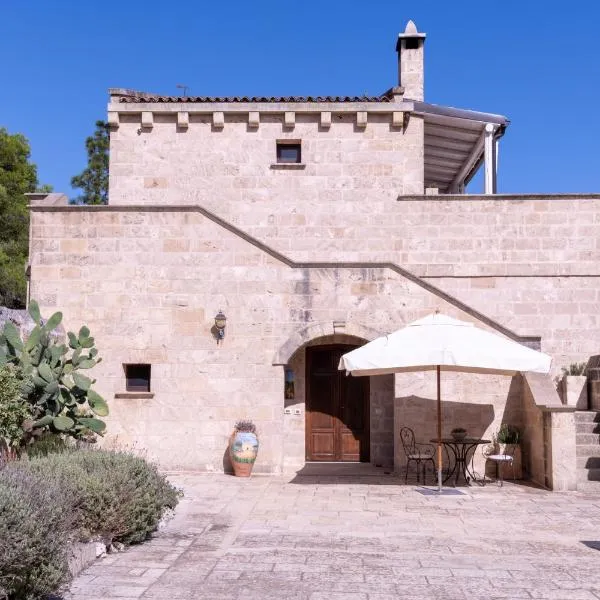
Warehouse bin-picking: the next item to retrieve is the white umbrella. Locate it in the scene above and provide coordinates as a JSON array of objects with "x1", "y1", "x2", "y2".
[{"x1": 338, "y1": 313, "x2": 552, "y2": 490}]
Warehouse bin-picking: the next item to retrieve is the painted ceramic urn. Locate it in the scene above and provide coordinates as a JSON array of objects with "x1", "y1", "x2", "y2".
[{"x1": 229, "y1": 420, "x2": 259, "y2": 477}]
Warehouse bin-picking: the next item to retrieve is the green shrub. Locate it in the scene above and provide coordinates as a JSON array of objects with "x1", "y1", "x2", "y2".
[
  {"x1": 561, "y1": 362, "x2": 587, "y2": 377},
  {"x1": 0, "y1": 364, "x2": 30, "y2": 453},
  {"x1": 0, "y1": 468, "x2": 74, "y2": 600},
  {"x1": 25, "y1": 432, "x2": 70, "y2": 458},
  {"x1": 496, "y1": 424, "x2": 520, "y2": 445},
  {"x1": 13, "y1": 449, "x2": 181, "y2": 545}
]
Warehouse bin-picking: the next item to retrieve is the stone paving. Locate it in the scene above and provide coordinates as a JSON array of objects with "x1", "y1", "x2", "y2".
[{"x1": 65, "y1": 468, "x2": 600, "y2": 600}]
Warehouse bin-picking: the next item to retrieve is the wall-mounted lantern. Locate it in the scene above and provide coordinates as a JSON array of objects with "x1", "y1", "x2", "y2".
[{"x1": 214, "y1": 310, "x2": 227, "y2": 343}]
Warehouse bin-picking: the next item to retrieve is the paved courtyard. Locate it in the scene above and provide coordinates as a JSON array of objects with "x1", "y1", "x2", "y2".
[{"x1": 66, "y1": 467, "x2": 600, "y2": 600}]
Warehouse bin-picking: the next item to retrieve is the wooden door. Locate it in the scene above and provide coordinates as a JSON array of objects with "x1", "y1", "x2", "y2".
[{"x1": 306, "y1": 345, "x2": 370, "y2": 462}]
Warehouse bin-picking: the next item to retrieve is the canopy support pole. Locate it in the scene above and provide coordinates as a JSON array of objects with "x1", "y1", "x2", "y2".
[{"x1": 437, "y1": 365, "x2": 443, "y2": 491}]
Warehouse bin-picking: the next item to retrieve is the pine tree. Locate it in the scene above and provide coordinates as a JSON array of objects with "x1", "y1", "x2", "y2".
[{"x1": 71, "y1": 120, "x2": 109, "y2": 205}]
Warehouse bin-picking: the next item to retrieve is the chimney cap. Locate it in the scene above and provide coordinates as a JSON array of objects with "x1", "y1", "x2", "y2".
[{"x1": 397, "y1": 19, "x2": 427, "y2": 40}]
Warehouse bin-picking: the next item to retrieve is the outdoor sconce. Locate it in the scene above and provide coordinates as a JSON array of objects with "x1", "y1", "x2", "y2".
[{"x1": 214, "y1": 310, "x2": 227, "y2": 343}]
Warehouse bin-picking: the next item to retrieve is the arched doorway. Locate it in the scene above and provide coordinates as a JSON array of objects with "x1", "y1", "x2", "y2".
[{"x1": 305, "y1": 344, "x2": 370, "y2": 462}]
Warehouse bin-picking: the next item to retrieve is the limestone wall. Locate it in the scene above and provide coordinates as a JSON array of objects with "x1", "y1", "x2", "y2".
[
  {"x1": 28, "y1": 193, "x2": 600, "y2": 473},
  {"x1": 108, "y1": 111, "x2": 425, "y2": 209}
]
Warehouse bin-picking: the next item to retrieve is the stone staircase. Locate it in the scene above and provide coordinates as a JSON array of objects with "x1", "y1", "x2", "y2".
[{"x1": 576, "y1": 410, "x2": 600, "y2": 491}]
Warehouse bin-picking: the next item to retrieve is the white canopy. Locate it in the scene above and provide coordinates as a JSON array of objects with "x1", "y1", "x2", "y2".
[
  {"x1": 338, "y1": 313, "x2": 552, "y2": 491},
  {"x1": 338, "y1": 313, "x2": 551, "y2": 377}
]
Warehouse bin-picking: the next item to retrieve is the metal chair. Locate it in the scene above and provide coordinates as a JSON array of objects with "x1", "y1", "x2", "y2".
[
  {"x1": 483, "y1": 443, "x2": 516, "y2": 486},
  {"x1": 399, "y1": 427, "x2": 435, "y2": 484}
]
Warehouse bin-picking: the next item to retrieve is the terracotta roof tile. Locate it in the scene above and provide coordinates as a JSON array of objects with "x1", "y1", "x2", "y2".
[{"x1": 119, "y1": 95, "x2": 391, "y2": 103}]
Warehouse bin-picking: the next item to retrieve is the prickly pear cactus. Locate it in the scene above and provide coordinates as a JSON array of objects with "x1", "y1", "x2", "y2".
[{"x1": 0, "y1": 300, "x2": 108, "y2": 441}]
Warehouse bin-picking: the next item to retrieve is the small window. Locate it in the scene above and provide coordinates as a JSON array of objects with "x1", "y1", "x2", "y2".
[
  {"x1": 277, "y1": 142, "x2": 301, "y2": 164},
  {"x1": 404, "y1": 38, "x2": 420, "y2": 50},
  {"x1": 125, "y1": 364, "x2": 151, "y2": 392}
]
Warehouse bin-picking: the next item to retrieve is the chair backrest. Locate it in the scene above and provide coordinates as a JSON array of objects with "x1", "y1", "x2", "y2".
[{"x1": 399, "y1": 427, "x2": 416, "y2": 455}]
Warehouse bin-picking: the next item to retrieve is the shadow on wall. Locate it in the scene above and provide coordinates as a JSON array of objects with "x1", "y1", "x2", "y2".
[
  {"x1": 394, "y1": 395, "x2": 495, "y2": 443},
  {"x1": 222, "y1": 447, "x2": 234, "y2": 475}
]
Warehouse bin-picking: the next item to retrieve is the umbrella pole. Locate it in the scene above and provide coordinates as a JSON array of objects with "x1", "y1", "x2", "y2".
[{"x1": 437, "y1": 365, "x2": 443, "y2": 492}]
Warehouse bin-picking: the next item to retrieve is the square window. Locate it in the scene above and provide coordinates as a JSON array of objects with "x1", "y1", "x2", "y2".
[
  {"x1": 125, "y1": 364, "x2": 151, "y2": 392},
  {"x1": 277, "y1": 142, "x2": 301, "y2": 164}
]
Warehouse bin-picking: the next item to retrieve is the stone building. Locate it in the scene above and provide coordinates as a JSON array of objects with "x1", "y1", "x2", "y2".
[{"x1": 28, "y1": 21, "x2": 600, "y2": 489}]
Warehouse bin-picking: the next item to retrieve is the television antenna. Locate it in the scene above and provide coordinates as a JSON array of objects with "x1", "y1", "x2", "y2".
[{"x1": 176, "y1": 84, "x2": 189, "y2": 96}]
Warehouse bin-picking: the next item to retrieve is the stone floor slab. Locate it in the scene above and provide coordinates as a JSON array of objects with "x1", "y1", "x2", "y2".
[{"x1": 64, "y1": 472, "x2": 600, "y2": 599}]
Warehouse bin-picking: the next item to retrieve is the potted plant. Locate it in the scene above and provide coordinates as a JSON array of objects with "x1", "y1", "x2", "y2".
[
  {"x1": 229, "y1": 420, "x2": 259, "y2": 477},
  {"x1": 450, "y1": 427, "x2": 467, "y2": 441},
  {"x1": 559, "y1": 362, "x2": 588, "y2": 410},
  {"x1": 491, "y1": 424, "x2": 522, "y2": 480},
  {"x1": 495, "y1": 424, "x2": 519, "y2": 455}
]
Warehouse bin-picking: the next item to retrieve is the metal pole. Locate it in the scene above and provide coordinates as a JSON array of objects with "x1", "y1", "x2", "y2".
[{"x1": 437, "y1": 365, "x2": 443, "y2": 491}]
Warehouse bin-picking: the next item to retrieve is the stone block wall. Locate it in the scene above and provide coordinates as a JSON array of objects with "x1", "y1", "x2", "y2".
[
  {"x1": 28, "y1": 191, "x2": 600, "y2": 475},
  {"x1": 108, "y1": 110, "x2": 425, "y2": 211},
  {"x1": 394, "y1": 372, "x2": 523, "y2": 479}
]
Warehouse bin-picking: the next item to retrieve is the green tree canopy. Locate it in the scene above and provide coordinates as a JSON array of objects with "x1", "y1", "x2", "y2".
[
  {"x1": 0, "y1": 128, "x2": 40, "y2": 308},
  {"x1": 71, "y1": 120, "x2": 109, "y2": 205}
]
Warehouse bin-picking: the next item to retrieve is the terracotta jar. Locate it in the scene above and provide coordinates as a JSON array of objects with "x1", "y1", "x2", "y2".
[{"x1": 229, "y1": 428, "x2": 259, "y2": 477}]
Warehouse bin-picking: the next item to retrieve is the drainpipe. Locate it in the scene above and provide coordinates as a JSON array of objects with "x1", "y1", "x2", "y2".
[{"x1": 484, "y1": 123, "x2": 497, "y2": 194}]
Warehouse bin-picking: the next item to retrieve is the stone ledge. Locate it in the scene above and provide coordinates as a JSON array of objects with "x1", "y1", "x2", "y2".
[
  {"x1": 269, "y1": 163, "x2": 306, "y2": 170},
  {"x1": 115, "y1": 392, "x2": 155, "y2": 399},
  {"x1": 398, "y1": 193, "x2": 600, "y2": 201}
]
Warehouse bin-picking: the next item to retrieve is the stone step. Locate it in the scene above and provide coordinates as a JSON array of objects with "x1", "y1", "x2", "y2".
[
  {"x1": 574, "y1": 411, "x2": 600, "y2": 423},
  {"x1": 578, "y1": 468, "x2": 600, "y2": 482},
  {"x1": 577, "y1": 456, "x2": 600, "y2": 469},
  {"x1": 575, "y1": 445, "x2": 600, "y2": 457},
  {"x1": 576, "y1": 433, "x2": 600, "y2": 445},
  {"x1": 576, "y1": 422, "x2": 600, "y2": 434}
]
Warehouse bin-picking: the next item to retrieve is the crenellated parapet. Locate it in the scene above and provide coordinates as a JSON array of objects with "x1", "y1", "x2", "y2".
[{"x1": 106, "y1": 87, "x2": 412, "y2": 132}]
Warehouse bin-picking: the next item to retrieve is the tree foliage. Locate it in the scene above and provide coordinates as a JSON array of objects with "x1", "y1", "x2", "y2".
[
  {"x1": 0, "y1": 128, "x2": 38, "y2": 308},
  {"x1": 71, "y1": 120, "x2": 109, "y2": 205}
]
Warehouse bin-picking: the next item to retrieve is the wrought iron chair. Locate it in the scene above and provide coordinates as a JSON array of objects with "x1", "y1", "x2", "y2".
[
  {"x1": 399, "y1": 427, "x2": 435, "y2": 484},
  {"x1": 483, "y1": 443, "x2": 516, "y2": 487}
]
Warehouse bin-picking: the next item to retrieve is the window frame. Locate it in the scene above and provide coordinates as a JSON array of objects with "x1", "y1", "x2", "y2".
[
  {"x1": 276, "y1": 141, "x2": 302, "y2": 164},
  {"x1": 124, "y1": 364, "x2": 151, "y2": 393}
]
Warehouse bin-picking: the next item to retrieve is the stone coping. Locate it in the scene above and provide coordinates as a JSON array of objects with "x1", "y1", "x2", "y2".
[
  {"x1": 29, "y1": 192, "x2": 600, "y2": 213},
  {"x1": 28, "y1": 202, "x2": 542, "y2": 347},
  {"x1": 399, "y1": 193, "x2": 600, "y2": 201},
  {"x1": 107, "y1": 101, "x2": 414, "y2": 114}
]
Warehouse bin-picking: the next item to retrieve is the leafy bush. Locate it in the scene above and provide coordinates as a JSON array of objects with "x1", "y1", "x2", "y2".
[
  {"x1": 496, "y1": 424, "x2": 520, "y2": 445},
  {"x1": 0, "y1": 468, "x2": 74, "y2": 600},
  {"x1": 11, "y1": 449, "x2": 181, "y2": 545},
  {"x1": 0, "y1": 364, "x2": 30, "y2": 452},
  {"x1": 561, "y1": 362, "x2": 587, "y2": 377},
  {"x1": 25, "y1": 432, "x2": 70, "y2": 458}
]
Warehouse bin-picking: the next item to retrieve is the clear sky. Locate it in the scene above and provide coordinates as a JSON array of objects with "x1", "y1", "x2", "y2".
[{"x1": 1, "y1": 0, "x2": 598, "y2": 195}]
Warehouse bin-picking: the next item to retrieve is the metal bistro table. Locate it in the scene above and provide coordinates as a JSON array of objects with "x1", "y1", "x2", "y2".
[{"x1": 430, "y1": 437, "x2": 491, "y2": 486}]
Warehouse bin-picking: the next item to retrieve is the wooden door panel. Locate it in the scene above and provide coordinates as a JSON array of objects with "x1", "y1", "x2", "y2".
[
  {"x1": 340, "y1": 431, "x2": 361, "y2": 461},
  {"x1": 306, "y1": 345, "x2": 370, "y2": 462},
  {"x1": 311, "y1": 432, "x2": 336, "y2": 460}
]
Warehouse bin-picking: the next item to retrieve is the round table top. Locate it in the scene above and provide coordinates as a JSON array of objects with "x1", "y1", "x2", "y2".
[{"x1": 430, "y1": 438, "x2": 492, "y2": 444}]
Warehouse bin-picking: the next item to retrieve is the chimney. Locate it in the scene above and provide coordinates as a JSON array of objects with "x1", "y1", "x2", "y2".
[{"x1": 396, "y1": 20, "x2": 426, "y2": 101}]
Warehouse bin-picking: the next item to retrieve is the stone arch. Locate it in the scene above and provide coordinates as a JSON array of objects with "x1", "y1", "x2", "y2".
[{"x1": 272, "y1": 321, "x2": 383, "y2": 366}]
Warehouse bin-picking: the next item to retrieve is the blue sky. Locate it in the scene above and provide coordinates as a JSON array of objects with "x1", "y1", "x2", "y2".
[{"x1": 1, "y1": 0, "x2": 598, "y2": 195}]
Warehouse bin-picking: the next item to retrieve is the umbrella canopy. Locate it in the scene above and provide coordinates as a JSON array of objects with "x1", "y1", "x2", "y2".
[
  {"x1": 338, "y1": 313, "x2": 552, "y2": 490},
  {"x1": 338, "y1": 313, "x2": 551, "y2": 377}
]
